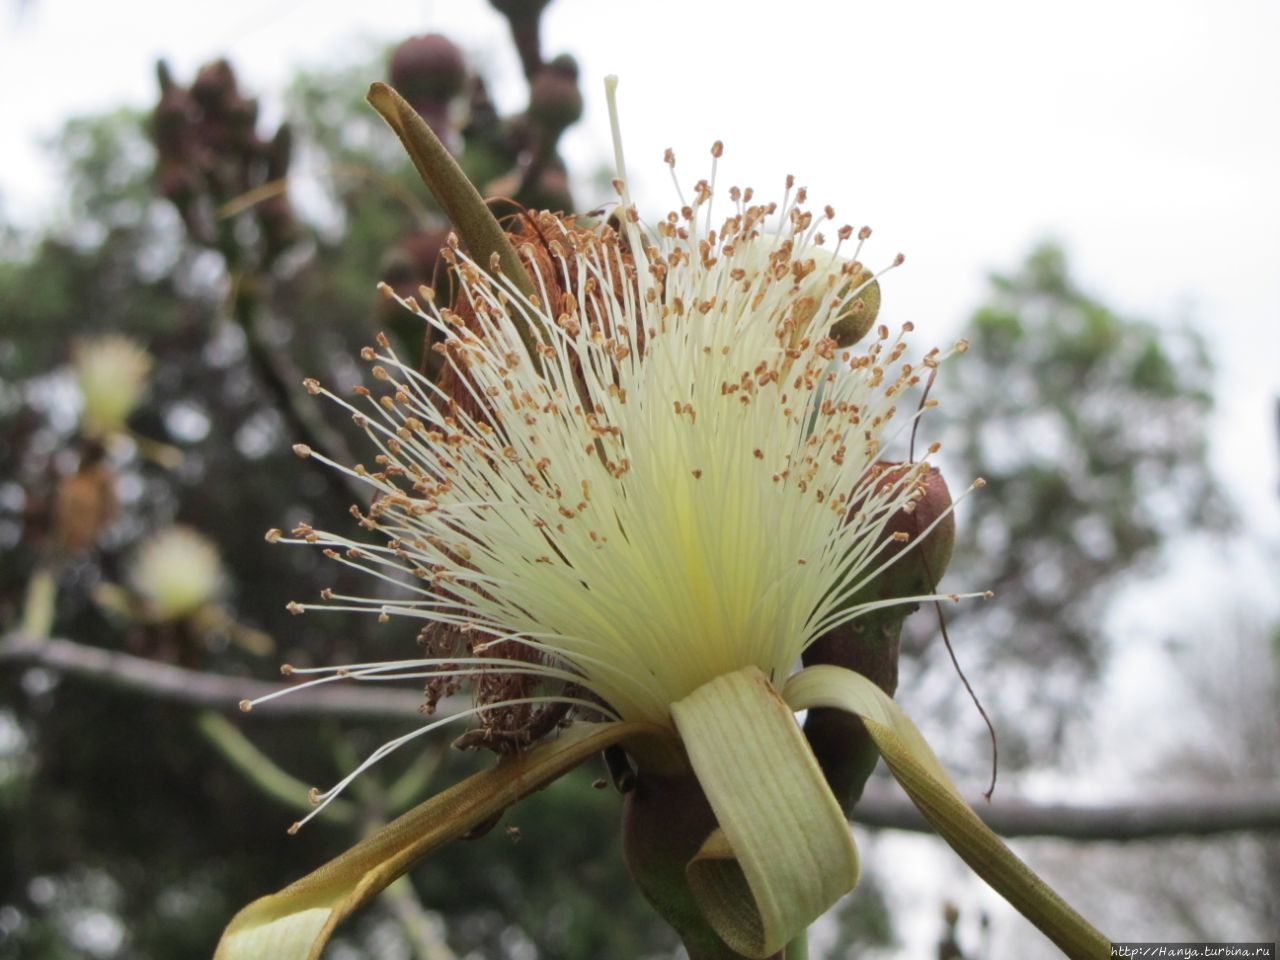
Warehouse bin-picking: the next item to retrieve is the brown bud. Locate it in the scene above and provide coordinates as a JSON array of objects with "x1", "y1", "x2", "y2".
[
  {"x1": 862, "y1": 462, "x2": 955, "y2": 600},
  {"x1": 151, "y1": 86, "x2": 197, "y2": 160},
  {"x1": 155, "y1": 59, "x2": 177, "y2": 95},
  {"x1": 528, "y1": 56, "x2": 583, "y2": 140},
  {"x1": 54, "y1": 452, "x2": 118, "y2": 554},
  {"x1": 223, "y1": 93, "x2": 260, "y2": 147},
  {"x1": 487, "y1": 0, "x2": 553, "y2": 79},
  {"x1": 191, "y1": 59, "x2": 237, "y2": 114},
  {"x1": 389, "y1": 35, "x2": 467, "y2": 107},
  {"x1": 265, "y1": 124, "x2": 293, "y2": 181}
]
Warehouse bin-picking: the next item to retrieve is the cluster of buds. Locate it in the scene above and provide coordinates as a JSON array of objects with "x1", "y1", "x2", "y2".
[{"x1": 151, "y1": 58, "x2": 297, "y2": 266}]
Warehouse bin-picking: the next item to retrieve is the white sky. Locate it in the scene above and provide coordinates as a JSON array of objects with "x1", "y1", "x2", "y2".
[{"x1": 4, "y1": 0, "x2": 1280, "y2": 953}]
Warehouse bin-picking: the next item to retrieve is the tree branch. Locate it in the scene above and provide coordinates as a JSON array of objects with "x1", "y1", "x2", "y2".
[
  {"x1": 0, "y1": 632, "x2": 425, "y2": 719},
  {"x1": 853, "y1": 779, "x2": 1280, "y2": 840},
  {"x1": 7, "y1": 632, "x2": 1280, "y2": 842}
]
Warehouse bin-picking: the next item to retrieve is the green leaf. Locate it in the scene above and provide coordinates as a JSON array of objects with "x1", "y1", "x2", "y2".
[
  {"x1": 783, "y1": 665, "x2": 1111, "y2": 959},
  {"x1": 671, "y1": 667, "x2": 859, "y2": 959},
  {"x1": 214, "y1": 720, "x2": 671, "y2": 960}
]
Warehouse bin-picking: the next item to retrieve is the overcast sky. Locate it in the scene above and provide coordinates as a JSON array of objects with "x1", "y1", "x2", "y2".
[{"x1": 3, "y1": 1, "x2": 1279, "y2": 951}]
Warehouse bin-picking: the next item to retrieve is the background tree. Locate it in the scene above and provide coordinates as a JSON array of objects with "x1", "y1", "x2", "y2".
[{"x1": 901, "y1": 243, "x2": 1229, "y2": 772}]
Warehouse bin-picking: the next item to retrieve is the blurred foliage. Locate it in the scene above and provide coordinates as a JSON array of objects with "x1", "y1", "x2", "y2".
[
  {"x1": 898, "y1": 241, "x2": 1230, "y2": 770},
  {"x1": 0, "y1": 6, "x2": 1237, "y2": 959}
]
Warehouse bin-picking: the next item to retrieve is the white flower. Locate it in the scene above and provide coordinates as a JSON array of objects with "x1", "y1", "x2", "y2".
[
  {"x1": 72, "y1": 335, "x2": 153, "y2": 438},
  {"x1": 266, "y1": 162, "x2": 952, "y2": 738},
  {"x1": 130, "y1": 526, "x2": 225, "y2": 620},
  {"x1": 217, "y1": 85, "x2": 1108, "y2": 960}
]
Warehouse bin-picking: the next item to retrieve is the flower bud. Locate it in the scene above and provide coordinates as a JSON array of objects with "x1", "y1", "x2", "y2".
[
  {"x1": 72, "y1": 336, "x2": 153, "y2": 439},
  {"x1": 54, "y1": 447, "x2": 117, "y2": 553},
  {"x1": 486, "y1": 0, "x2": 553, "y2": 80},
  {"x1": 389, "y1": 35, "x2": 467, "y2": 109},
  {"x1": 855, "y1": 462, "x2": 955, "y2": 603},
  {"x1": 623, "y1": 773, "x2": 745, "y2": 960},
  {"x1": 528, "y1": 56, "x2": 583, "y2": 142},
  {"x1": 151, "y1": 61, "x2": 196, "y2": 161},
  {"x1": 191, "y1": 59, "x2": 238, "y2": 114},
  {"x1": 828, "y1": 269, "x2": 879, "y2": 348},
  {"x1": 224, "y1": 93, "x2": 259, "y2": 144},
  {"x1": 129, "y1": 526, "x2": 225, "y2": 621},
  {"x1": 265, "y1": 123, "x2": 293, "y2": 182}
]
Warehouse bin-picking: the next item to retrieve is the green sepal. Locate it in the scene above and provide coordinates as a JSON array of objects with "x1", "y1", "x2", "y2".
[
  {"x1": 366, "y1": 83, "x2": 534, "y2": 300},
  {"x1": 670, "y1": 667, "x2": 859, "y2": 959},
  {"x1": 214, "y1": 720, "x2": 671, "y2": 960},
  {"x1": 784, "y1": 665, "x2": 1110, "y2": 959}
]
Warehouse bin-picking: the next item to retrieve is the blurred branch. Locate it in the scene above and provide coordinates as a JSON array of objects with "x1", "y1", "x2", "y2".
[
  {"x1": 8, "y1": 632, "x2": 1280, "y2": 841},
  {"x1": 0, "y1": 632, "x2": 425, "y2": 719},
  {"x1": 854, "y1": 779, "x2": 1280, "y2": 840}
]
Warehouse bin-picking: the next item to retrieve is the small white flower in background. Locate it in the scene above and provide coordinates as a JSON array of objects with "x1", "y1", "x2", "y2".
[
  {"x1": 129, "y1": 526, "x2": 225, "y2": 621},
  {"x1": 72, "y1": 335, "x2": 153, "y2": 438}
]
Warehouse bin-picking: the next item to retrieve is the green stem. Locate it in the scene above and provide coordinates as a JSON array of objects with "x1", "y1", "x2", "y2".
[
  {"x1": 20, "y1": 566, "x2": 57, "y2": 640},
  {"x1": 784, "y1": 932, "x2": 809, "y2": 960},
  {"x1": 196, "y1": 711, "x2": 356, "y2": 823}
]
